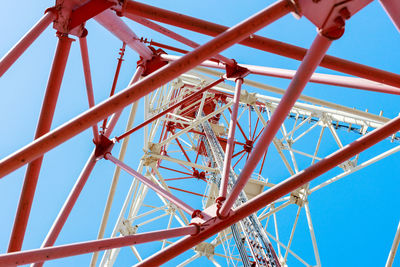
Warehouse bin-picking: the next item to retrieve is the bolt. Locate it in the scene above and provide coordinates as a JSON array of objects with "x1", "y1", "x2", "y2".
[
  {"x1": 334, "y1": 16, "x2": 345, "y2": 28},
  {"x1": 339, "y1": 7, "x2": 351, "y2": 20}
]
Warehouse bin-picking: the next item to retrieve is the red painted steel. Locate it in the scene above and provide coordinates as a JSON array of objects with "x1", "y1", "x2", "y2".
[
  {"x1": 124, "y1": 13, "x2": 235, "y2": 65},
  {"x1": 94, "y1": 10, "x2": 153, "y2": 60},
  {"x1": 0, "y1": 0, "x2": 293, "y2": 179},
  {"x1": 0, "y1": 10, "x2": 56, "y2": 77},
  {"x1": 116, "y1": 78, "x2": 224, "y2": 141},
  {"x1": 101, "y1": 42, "x2": 126, "y2": 132},
  {"x1": 104, "y1": 65, "x2": 145, "y2": 138},
  {"x1": 219, "y1": 78, "x2": 243, "y2": 199},
  {"x1": 137, "y1": 103, "x2": 400, "y2": 267},
  {"x1": 0, "y1": 226, "x2": 198, "y2": 266},
  {"x1": 69, "y1": 0, "x2": 115, "y2": 30},
  {"x1": 125, "y1": 0, "x2": 400, "y2": 88},
  {"x1": 32, "y1": 151, "x2": 97, "y2": 267},
  {"x1": 105, "y1": 153, "x2": 197, "y2": 216},
  {"x1": 7, "y1": 35, "x2": 74, "y2": 253},
  {"x1": 380, "y1": 0, "x2": 400, "y2": 32},
  {"x1": 161, "y1": 54, "x2": 400, "y2": 95},
  {"x1": 220, "y1": 32, "x2": 333, "y2": 217},
  {"x1": 79, "y1": 37, "x2": 100, "y2": 143}
]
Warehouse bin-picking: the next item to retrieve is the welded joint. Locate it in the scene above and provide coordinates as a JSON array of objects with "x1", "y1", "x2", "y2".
[
  {"x1": 119, "y1": 220, "x2": 138, "y2": 236},
  {"x1": 189, "y1": 223, "x2": 202, "y2": 236},
  {"x1": 319, "y1": 5, "x2": 352, "y2": 40},
  {"x1": 95, "y1": 135, "x2": 115, "y2": 160},
  {"x1": 137, "y1": 47, "x2": 168, "y2": 77},
  {"x1": 290, "y1": 187, "x2": 308, "y2": 207},
  {"x1": 224, "y1": 59, "x2": 250, "y2": 80},
  {"x1": 51, "y1": 0, "x2": 85, "y2": 37}
]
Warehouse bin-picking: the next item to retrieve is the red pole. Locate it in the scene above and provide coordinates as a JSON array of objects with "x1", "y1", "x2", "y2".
[
  {"x1": 0, "y1": 226, "x2": 198, "y2": 266},
  {"x1": 219, "y1": 78, "x2": 243, "y2": 199},
  {"x1": 94, "y1": 10, "x2": 153, "y2": 60},
  {"x1": 219, "y1": 32, "x2": 333, "y2": 217},
  {"x1": 103, "y1": 65, "x2": 145, "y2": 138},
  {"x1": 105, "y1": 153, "x2": 197, "y2": 216},
  {"x1": 0, "y1": 0, "x2": 293, "y2": 178},
  {"x1": 125, "y1": 0, "x2": 400, "y2": 88},
  {"x1": 79, "y1": 36, "x2": 100, "y2": 143},
  {"x1": 0, "y1": 10, "x2": 56, "y2": 78},
  {"x1": 124, "y1": 13, "x2": 235, "y2": 65},
  {"x1": 380, "y1": 0, "x2": 400, "y2": 32},
  {"x1": 101, "y1": 42, "x2": 126, "y2": 132},
  {"x1": 7, "y1": 34, "x2": 73, "y2": 253},
  {"x1": 137, "y1": 106, "x2": 400, "y2": 267},
  {"x1": 161, "y1": 54, "x2": 400, "y2": 95},
  {"x1": 32, "y1": 151, "x2": 97, "y2": 267}
]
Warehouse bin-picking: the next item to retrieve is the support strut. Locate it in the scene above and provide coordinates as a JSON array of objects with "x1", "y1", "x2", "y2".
[{"x1": 7, "y1": 34, "x2": 73, "y2": 253}]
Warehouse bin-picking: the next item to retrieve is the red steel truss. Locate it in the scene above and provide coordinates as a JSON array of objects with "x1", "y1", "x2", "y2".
[{"x1": 0, "y1": 0, "x2": 400, "y2": 266}]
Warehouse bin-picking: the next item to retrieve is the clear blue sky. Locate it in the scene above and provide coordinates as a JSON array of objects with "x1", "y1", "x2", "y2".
[{"x1": 0, "y1": 0, "x2": 399, "y2": 266}]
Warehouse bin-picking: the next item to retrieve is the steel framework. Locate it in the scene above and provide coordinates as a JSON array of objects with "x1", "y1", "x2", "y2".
[{"x1": 0, "y1": 0, "x2": 400, "y2": 266}]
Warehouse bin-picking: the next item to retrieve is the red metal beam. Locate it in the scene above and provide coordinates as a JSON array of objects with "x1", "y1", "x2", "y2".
[
  {"x1": 124, "y1": 13, "x2": 235, "y2": 65},
  {"x1": 69, "y1": 0, "x2": 115, "y2": 30},
  {"x1": 7, "y1": 34, "x2": 73, "y2": 253},
  {"x1": 220, "y1": 32, "x2": 333, "y2": 217},
  {"x1": 168, "y1": 186, "x2": 207, "y2": 197},
  {"x1": 219, "y1": 78, "x2": 243, "y2": 199},
  {"x1": 94, "y1": 10, "x2": 153, "y2": 60},
  {"x1": 102, "y1": 42, "x2": 126, "y2": 132},
  {"x1": 104, "y1": 65, "x2": 145, "y2": 138},
  {"x1": 124, "y1": 0, "x2": 400, "y2": 88},
  {"x1": 0, "y1": 0, "x2": 292, "y2": 178},
  {"x1": 137, "y1": 98, "x2": 400, "y2": 267},
  {"x1": 0, "y1": 226, "x2": 198, "y2": 266},
  {"x1": 161, "y1": 54, "x2": 400, "y2": 95},
  {"x1": 32, "y1": 151, "x2": 97, "y2": 267},
  {"x1": 0, "y1": 10, "x2": 56, "y2": 78},
  {"x1": 79, "y1": 37, "x2": 100, "y2": 143}
]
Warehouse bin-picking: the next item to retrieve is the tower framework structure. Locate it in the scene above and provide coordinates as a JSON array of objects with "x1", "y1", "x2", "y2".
[{"x1": 0, "y1": 0, "x2": 400, "y2": 266}]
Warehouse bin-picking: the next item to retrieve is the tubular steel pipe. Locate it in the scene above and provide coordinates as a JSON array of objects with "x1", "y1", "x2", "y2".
[
  {"x1": 219, "y1": 32, "x2": 332, "y2": 217},
  {"x1": 79, "y1": 37, "x2": 100, "y2": 143},
  {"x1": 124, "y1": 0, "x2": 400, "y2": 88},
  {"x1": 124, "y1": 13, "x2": 235, "y2": 66},
  {"x1": 116, "y1": 78, "x2": 224, "y2": 141},
  {"x1": 102, "y1": 42, "x2": 127, "y2": 133},
  {"x1": 7, "y1": 35, "x2": 73, "y2": 253},
  {"x1": 0, "y1": 0, "x2": 293, "y2": 178},
  {"x1": 90, "y1": 102, "x2": 139, "y2": 267},
  {"x1": 161, "y1": 54, "x2": 400, "y2": 95},
  {"x1": 103, "y1": 65, "x2": 145, "y2": 138},
  {"x1": 94, "y1": 10, "x2": 153, "y2": 60},
  {"x1": 105, "y1": 153, "x2": 197, "y2": 216},
  {"x1": 219, "y1": 78, "x2": 243, "y2": 199},
  {"x1": 32, "y1": 151, "x2": 97, "y2": 267},
  {"x1": 380, "y1": 0, "x2": 400, "y2": 33},
  {"x1": 0, "y1": 10, "x2": 56, "y2": 78},
  {"x1": 137, "y1": 111, "x2": 400, "y2": 267},
  {"x1": 0, "y1": 226, "x2": 198, "y2": 266}
]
